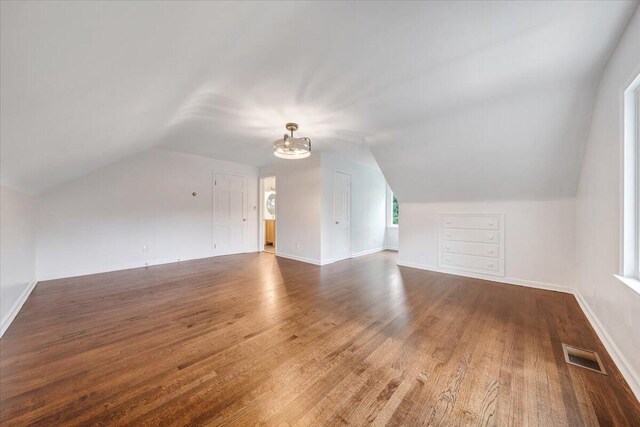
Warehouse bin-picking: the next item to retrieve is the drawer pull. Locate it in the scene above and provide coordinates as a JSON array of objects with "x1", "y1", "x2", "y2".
[
  {"x1": 445, "y1": 220, "x2": 451, "y2": 225},
  {"x1": 487, "y1": 249, "x2": 494, "y2": 254},
  {"x1": 487, "y1": 262, "x2": 494, "y2": 267},
  {"x1": 488, "y1": 222, "x2": 494, "y2": 226},
  {"x1": 445, "y1": 257, "x2": 451, "y2": 262},
  {"x1": 488, "y1": 235, "x2": 494, "y2": 241},
  {"x1": 445, "y1": 245, "x2": 451, "y2": 250},
  {"x1": 446, "y1": 233, "x2": 452, "y2": 238}
]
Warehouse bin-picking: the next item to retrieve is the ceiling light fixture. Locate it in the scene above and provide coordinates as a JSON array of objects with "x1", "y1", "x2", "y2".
[{"x1": 273, "y1": 123, "x2": 311, "y2": 159}]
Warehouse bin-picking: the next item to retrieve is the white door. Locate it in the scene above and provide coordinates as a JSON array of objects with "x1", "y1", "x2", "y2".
[
  {"x1": 333, "y1": 171, "x2": 351, "y2": 261},
  {"x1": 214, "y1": 173, "x2": 247, "y2": 255}
]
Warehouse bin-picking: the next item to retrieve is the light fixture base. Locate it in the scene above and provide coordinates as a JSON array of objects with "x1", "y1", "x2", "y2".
[{"x1": 285, "y1": 123, "x2": 299, "y2": 132}]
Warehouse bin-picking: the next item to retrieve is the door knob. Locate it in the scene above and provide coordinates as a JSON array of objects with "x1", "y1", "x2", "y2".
[
  {"x1": 243, "y1": 219, "x2": 246, "y2": 222},
  {"x1": 336, "y1": 221, "x2": 340, "y2": 224}
]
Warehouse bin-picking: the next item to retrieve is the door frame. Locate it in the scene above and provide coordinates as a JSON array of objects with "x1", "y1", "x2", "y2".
[
  {"x1": 259, "y1": 176, "x2": 277, "y2": 254},
  {"x1": 332, "y1": 169, "x2": 351, "y2": 262},
  {"x1": 212, "y1": 171, "x2": 249, "y2": 256}
]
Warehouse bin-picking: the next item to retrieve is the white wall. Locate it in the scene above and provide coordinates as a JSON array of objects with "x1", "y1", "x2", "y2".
[
  {"x1": 385, "y1": 227, "x2": 399, "y2": 250},
  {"x1": 1, "y1": 186, "x2": 37, "y2": 336},
  {"x1": 260, "y1": 153, "x2": 387, "y2": 265},
  {"x1": 575, "y1": 7, "x2": 640, "y2": 396},
  {"x1": 260, "y1": 154, "x2": 323, "y2": 264},
  {"x1": 398, "y1": 199, "x2": 576, "y2": 291},
  {"x1": 38, "y1": 149, "x2": 259, "y2": 280},
  {"x1": 320, "y1": 153, "x2": 387, "y2": 262}
]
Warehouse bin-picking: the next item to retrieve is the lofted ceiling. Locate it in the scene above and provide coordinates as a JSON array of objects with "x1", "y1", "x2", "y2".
[{"x1": 1, "y1": 1, "x2": 637, "y2": 200}]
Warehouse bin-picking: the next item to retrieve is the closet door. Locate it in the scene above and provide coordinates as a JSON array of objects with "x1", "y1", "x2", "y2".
[
  {"x1": 214, "y1": 173, "x2": 247, "y2": 255},
  {"x1": 333, "y1": 171, "x2": 351, "y2": 261}
]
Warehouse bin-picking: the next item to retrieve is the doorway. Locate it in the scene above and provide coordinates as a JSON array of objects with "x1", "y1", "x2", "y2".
[
  {"x1": 260, "y1": 176, "x2": 276, "y2": 254},
  {"x1": 333, "y1": 170, "x2": 351, "y2": 261}
]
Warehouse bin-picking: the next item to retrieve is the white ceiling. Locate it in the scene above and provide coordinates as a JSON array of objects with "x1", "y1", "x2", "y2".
[{"x1": 1, "y1": 1, "x2": 636, "y2": 200}]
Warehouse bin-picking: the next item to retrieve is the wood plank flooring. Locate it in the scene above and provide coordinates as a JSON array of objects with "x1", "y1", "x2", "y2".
[{"x1": 1, "y1": 251, "x2": 639, "y2": 426}]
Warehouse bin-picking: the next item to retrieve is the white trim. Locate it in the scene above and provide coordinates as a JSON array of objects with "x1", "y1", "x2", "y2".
[
  {"x1": 351, "y1": 247, "x2": 384, "y2": 258},
  {"x1": 386, "y1": 185, "x2": 399, "y2": 227},
  {"x1": 396, "y1": 260, "x2": 572, "y2": 294},
  {"x1": 259, "y1": 178, "x2": 265, "y2": 251},
  {"x1": 573, "y1": 290, "x2": 640, "y2": 400},
  {"x1": 613, "y1": 274, "x2": 640, "y2": 296},
  {"x1": 0, "y1": 281, "x2": 37, "y2": 338},
  {"x1": 259, "y1": 176, "x2": 277, "y2": 254},
  {"x1": 11, "y1": 251, "x2": 640, "y2": 400},
  {"x1": 279, "y1": 248, "x2": 385, "y2": 266},
  {"x1": 276, "y1": 252, "x2": 324, "y2": 266},
  {"x1": 621, "y1": 73, "x2": 640, "y2": 277},
  {"x1": 36, "y1": 251, "x2": 262, "y2": 281}
]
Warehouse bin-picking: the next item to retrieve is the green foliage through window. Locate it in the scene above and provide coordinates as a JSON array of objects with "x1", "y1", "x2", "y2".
[{"x1": 393, "y1": 196, "x2": 399, "y2": 225}]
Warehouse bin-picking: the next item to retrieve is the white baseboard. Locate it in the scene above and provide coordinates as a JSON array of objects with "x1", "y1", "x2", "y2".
[
  {"x1": 351, "y1": 247, "x2": 384, "y2": 258},
  {"x1": 0, "y1": 281, "x2": 37, "y2": 338},
  {"x1": 396, "y1": 260, "x2": 572, "y2": 294},
  {"x1": 17, "y1": 251, "x2": 640, "y2": 401},
  {"x1": 396, "y1": 259, "x2": 639, "y2": 401},
  {"x1": 573, "y1": 291, "x2": 640, "y2": 400},
  {"x1": 277, "y1": 248, "x2": 385, "y2": 266},
  {"x1": 37, "y1": 251, "x2": 263, "y2": 281},
  {"x1": 275, "y1": 252, "x2": 323, "y2": 266}
]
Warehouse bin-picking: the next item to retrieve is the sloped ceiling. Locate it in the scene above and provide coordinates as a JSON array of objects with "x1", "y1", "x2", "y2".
[{"x1": 1, "y1": 1, "x2": 636, "y2": 200}]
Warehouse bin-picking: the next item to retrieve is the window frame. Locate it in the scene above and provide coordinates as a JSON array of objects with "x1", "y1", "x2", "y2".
[
  {"x1": 619, "y1": 72, "x2": 640, "y2": 291},
  {"x1": 636, "y1": 87, "x2": 640, "y2": 279},
  {"x1": 630, "y1": 88, "x2": 640, "y2": 280},
  {"x1": 386, "y1": 185, "x2": 398, "y2": 228}
]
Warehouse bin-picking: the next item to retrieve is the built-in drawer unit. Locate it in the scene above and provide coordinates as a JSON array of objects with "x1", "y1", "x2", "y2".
[
  {"x1": 441, "y1": 229, "x2": 499, "y2": 244},
  {"x1": 438, "y1": 213, "x2": 505, "y2": 277},
  {"x1": 441, "y1": 215, "x2": 499, "y2": 230},
  {"x1": 441, "y1": 241, "x2": 499, "y2": 258},
  {"x1": 441, "y1": 253, "x2": 500, "y2": 273}
]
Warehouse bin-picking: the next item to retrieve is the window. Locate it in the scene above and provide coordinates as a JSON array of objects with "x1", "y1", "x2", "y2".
[
  {"x1": 620, "y1": 73, "x2": 640, "y2": 290},
  {"x1": 387, "y1": 185, "x2": 398, "y2": 227},
  {"x1": 393, "y1": 196, "x2": 399, "y2": 225}
]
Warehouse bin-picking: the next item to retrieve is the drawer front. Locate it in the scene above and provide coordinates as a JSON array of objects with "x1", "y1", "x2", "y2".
[
  {"x1": 441, "y1": 241, "x2": 499, "y2": 258},
  {"x1": 441, "y1": 228, "x2": 500, "y2": 244},
  {"x1": 441, "y1": 215, "x2": 499, "y2": 230},
  {"x1": 441, "y1": 253, "x2": 500, "y2": 272}
]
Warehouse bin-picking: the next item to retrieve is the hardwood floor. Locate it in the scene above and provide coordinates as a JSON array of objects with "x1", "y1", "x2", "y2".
[{"x1": 1, "y1": 251, "x2": 638, "y2": 426}]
